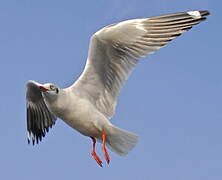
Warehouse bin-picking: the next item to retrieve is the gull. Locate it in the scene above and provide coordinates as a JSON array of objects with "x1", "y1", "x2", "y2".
[{"x1": 26, "y1": 10, "x2": 210, "y2": 167}]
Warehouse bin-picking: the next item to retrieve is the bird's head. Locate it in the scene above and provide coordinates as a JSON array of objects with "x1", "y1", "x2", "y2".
[
  {"x1": 39, "y1": 83, "x2": 59, "y2": 94},
  {"x1": 38, "y1": 83, "x2": 60, "y2": 102}
]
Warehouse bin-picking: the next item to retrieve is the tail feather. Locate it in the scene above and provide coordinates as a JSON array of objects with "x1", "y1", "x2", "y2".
[{"x1": 105, "y1": 125, "x2": 138, "y2": 156}]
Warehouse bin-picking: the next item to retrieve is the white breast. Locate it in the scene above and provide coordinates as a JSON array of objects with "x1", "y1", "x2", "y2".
[{"x1": 57, "y1": 94, "x2": 110, "y2": 137}]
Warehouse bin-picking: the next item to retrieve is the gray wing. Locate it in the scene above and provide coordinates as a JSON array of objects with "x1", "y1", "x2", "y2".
[
  {"x1": 73, "y1": 10, "x2": 209, "y2": 119},
  {"x1": 26, "y1": 80, "x2": 57, "y2": 145}
]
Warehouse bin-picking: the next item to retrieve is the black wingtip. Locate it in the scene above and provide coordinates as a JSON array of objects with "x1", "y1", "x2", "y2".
[
  {"x1": 199, "y1": 10, "x2": 210, "y2": 17},
  {"x1": 200, "y1": 17, "x2": 207, "y2": 22}
]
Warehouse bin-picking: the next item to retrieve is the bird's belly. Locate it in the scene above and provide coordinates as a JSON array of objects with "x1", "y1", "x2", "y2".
[
  {"x1": 57, "y1": 101, "x2": 108, "y2": 138},
  {"x1": 63, "y1": 115, "x2": 100, "y2": 137}
]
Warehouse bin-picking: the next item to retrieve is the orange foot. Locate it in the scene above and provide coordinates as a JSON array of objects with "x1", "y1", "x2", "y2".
[
  {"x1": 91, "y1": 151, "x2": 103, "y2": 167},
  {"x1": 102, "y1": 131, "x2": 110, "y2": 164},
  {"x1": 90, "y1": 137, "x2": 103, "y2": 167}
]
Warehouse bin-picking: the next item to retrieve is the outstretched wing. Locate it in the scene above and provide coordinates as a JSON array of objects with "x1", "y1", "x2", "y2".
[
  {"x1": 72, "y1": 10, "x2": 210, "y2": 119},
  {"x1": 26, "y1": 80, "x2": 57, "y2": 145}
]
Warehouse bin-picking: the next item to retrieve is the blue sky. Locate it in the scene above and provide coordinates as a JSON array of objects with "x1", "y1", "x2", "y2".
[{"x1": 0, "y1": 0, "x2": 221, "y2": 179}]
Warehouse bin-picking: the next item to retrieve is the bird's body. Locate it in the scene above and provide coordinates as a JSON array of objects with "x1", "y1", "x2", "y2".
[
  {"x1": 26, "y1": 10, "x2": 210, "y2": 166},
  {"x1": 47, "y1": 88, "x2": 109, "y2": 138}
]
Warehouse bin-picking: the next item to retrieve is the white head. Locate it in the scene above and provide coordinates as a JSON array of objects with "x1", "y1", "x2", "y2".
[{"x1": 38, "y1": 83, "x2": 60, "y2": 102}]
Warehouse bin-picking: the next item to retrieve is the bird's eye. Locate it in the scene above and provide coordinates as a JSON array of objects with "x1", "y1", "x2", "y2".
[
  {"x1": 50, "y1": 85, "x2": 55, "y2": 90},
  {"x1": 49, "y1": 84, "x2": 59, "y2": 94}
]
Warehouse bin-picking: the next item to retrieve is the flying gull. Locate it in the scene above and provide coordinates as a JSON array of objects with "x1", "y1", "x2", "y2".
[{"x1": 26, "y1": 10, "x2": 210, "y2": 167}]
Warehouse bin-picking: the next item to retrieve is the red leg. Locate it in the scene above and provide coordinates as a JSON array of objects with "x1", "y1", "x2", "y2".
[
  {"x1": 102, "y1": 131, "x2": 110, "y2": 164},
  {"x1": 90, "y1": 137, "x2": 103, "y2": 167}
]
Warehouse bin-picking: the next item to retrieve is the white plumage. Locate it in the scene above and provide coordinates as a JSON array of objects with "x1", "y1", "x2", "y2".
[{"x1": 26, "y1": 10, "x2": 209, "y2": 166}]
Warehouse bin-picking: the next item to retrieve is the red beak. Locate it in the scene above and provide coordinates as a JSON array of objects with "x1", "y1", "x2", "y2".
[{"x1": 38, "y1": 86, "x2": 49, "y2": 92}]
